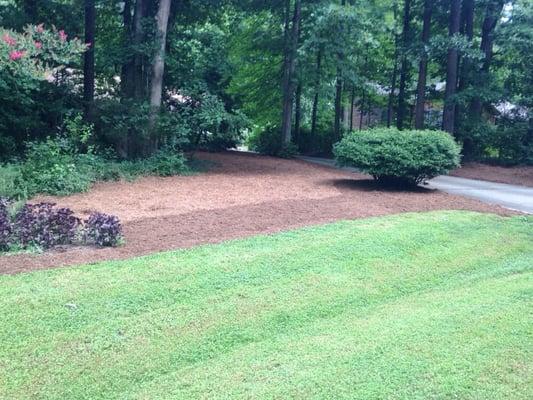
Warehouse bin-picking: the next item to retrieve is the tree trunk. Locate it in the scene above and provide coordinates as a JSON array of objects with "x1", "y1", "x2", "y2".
[
  {"x1": 480, "y1": 1, "x2": 503, "y2": 73},
  {"x1": 349, "y1": 86, "x2": 355, "y2": 130},
  {"x1": 294, "y1": 81, "x2": 302, "y2": 145},
  {"x1": 148, "y1": 0, "x2": 171, "y2": 152},
  {"x1": 359, "y1": 87, "x2": 366, "y2": 130},
  {"x1": 311, "y1": 46, "x2": 323, "y2": 137},
  {"x1": 455, "y1": 0, "x2": 475, "y2": 154},
  {"x1": 470, "y1": 0, "x2": 504, "y2": 115},
  {"x1": 83, "y1": 0, "x2": 96, "y2": 120},
  {"x1": 281, "y1": 0, "x2": 301, "y2": 147},
  {"x1": 442, "y1": 0, "x2": 461, "y2": 134},
  {"x1": 133, "y1": 0, "x2": 146, "y2": 99},
  {"x1": 414, "y1": 0, "x2": 432, "y2": 129},
  {"x1": 387, "y1": 3, "x2": 400, "y2": 128},
  {"x1": 458, "y1": 0, "x2": 474, "y2": 91},
  {"x1": 120, "y1": 0, "x2": 135, "y2": 98},
  {"x1": 333, "y1": 0, "x2": 347, "y2": 141},
  {"x1": 387, "y1": 38, "x2": 399, "y2": 127},
  {"x1": 333, "y1": 68, "x2": 343, "y2": 139},
  {"x1": 397, "y1": 0, "x2": 411, "y2": 130}
]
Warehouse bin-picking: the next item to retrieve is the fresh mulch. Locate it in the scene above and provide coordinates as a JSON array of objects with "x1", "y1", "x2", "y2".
[
  {"x1": 0, "y1": 151, "x2": 514, "y2": 274},
  {"x1": 451, "y1": 162, "x2": 533, "y2": 187}
]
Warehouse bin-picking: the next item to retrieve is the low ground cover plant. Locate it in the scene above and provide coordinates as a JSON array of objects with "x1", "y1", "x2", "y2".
[
  {"x1": 0, "y1": 198, "x2": 122, "y2": 252},
  {"x1": 0, "y1": 123, "x2": 192, "y2": 200},
  {"x1": 334, "y1": 128, "x2": 462, "y2": 186}
]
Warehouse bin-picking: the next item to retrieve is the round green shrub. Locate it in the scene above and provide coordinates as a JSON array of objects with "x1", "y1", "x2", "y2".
[{"x1": 333, "y1": 128, "x2": 461, "y2": 186}]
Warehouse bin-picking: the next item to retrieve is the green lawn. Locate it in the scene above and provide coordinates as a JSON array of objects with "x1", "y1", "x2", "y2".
[{"x1": 1, "y1": 211, "x2": 532, "y2": 399}]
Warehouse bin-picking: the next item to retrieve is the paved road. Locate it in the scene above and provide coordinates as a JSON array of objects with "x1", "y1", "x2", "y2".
[{"x1": 298, "y1": 156, "x2": 533, "y2": 214}]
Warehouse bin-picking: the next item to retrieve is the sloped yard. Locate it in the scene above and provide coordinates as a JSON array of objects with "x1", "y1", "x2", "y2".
[
  {"x1": 0, "y1": 152, "x2": 511, "y2": 274},
  {"x1": 0, "y1": 211, "x2": 531, "y2": 399}
]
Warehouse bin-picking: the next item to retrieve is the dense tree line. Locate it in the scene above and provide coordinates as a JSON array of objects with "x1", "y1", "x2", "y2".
[{"x1": 0, "y1": 0, "x2": 531, "y2": 164}]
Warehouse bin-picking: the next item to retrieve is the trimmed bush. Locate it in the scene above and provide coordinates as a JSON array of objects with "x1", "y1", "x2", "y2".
[
  {"x1": 84, "y1": 212, "x2": 122, "y2": 247},
  {"x1": 334, "y1": 128, "x2": 461, "y2": 186}
]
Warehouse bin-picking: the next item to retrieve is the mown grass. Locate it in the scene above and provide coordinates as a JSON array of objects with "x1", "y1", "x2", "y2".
[{"x1": 0, "y1": 211, "x2": 532, "y2": 399}]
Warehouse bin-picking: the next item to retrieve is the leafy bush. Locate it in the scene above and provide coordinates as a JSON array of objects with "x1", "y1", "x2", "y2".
[
  {"x1": 0, "y1": 164, "x2": 28, "y2": 199},
  {"x1": 0, "y1": 200, "x2": 123, "y2": 253},
  {"x1": 84, "y1": 212, "x2": 122, "y2": 247},
  {"x1": 0, "y1": 25, "x2": 87, "y2": 155},
  {"x1": 295, "y1": 126, "x2": 337, "y2": 156},
  {"x1": 247, "y1": 125, "x2": 297, "y2": 158},
  {"x1": 0, "y1": 198, "x2": 12, "y2": 250},
  {"x1": 491, "y1": 117, "x2": 532, "y2": 165},
  {"x1": 20, "y1": 137, "x2": 95, "y2": 196},
  {"x1": 14, "y1": 202, "x2": 80, "y2": 249},
  {"x1": 145, "y1": 147, "x2": 190, "y2": 177},
  {"x1": 334, "y1": 128, "x2": 461, "y2": 186}
]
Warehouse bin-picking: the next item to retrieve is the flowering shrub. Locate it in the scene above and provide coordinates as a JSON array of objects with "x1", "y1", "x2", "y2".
[
  {"x1": 14, "y1": 202, "x2": 81, "y2": 249},
  {"x1": 0, "y1": 25, "x2": 87, "y2": 80},
  {"x1": 84, "y1": 212, "x2": 123, "y2": 247}
]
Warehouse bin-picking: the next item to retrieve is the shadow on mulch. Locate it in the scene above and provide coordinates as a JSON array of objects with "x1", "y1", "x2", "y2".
[{"x1": 326, "y1": 178, "x2": 433, "y2": 193}]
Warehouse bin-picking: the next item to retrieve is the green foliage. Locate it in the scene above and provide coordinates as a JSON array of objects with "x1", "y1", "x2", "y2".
[
  {"x1": 334, "y1": 128, "x2": 462, "y2": 186},
  {"x1": 0, "y1": 25, "x2": 87, "y2": 156},
  {"x1": 247, "y1": 125, "x2": 297, "y2": 158},
  {"x1": 0, "y1": 112, "x2": 193, "y2": 200},
  {"x1": 143, "y1": 147, "x2": 190, "y2": 177},
  {"x1": 20, "y1": 137, "x2": 95, "y2": 197},
  {"x1": 0, "y1": 25, "x2": 87, "y2": 79},
  {"x1": 296, "y1": 125, "x2": 339, "y2": 156},
  {"x1": 491, "y1": 117, "x2": 532, "y2": 165},
  {"x1": 94, "y1": 93, "x2": 247, "y2": 158},
  {"x1": 185, "y1": 92, "x2": 249, "y2": 151},
  {"x1": 0, "y1": 164, "x2": 27, "y2": 200}
]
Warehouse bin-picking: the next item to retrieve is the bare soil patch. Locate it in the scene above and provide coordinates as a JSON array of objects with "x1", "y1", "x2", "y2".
[
  {"x1": 0, "y1": 151, "x2": 513, "y2": 274},
  {"x1": 451, "y1": 162, "x2": 533, "y2": 187}
]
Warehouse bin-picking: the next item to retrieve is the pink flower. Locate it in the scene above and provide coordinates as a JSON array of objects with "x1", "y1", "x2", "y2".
[
  {"x1": 36, "y1": 24, "x2": 44, "y2": 33},
  {"x1": 9, "y1": 50, "x2": 26, "y2": 61},
  {"x1": 34, "y1": 41, "x2": 42, "y2": 49},
  {"x1": 58, "y1": 30, "x2": 67, "y2": 42},
  {"x1": 2, "y1": 33, "x2": 16, "y2": 46}
]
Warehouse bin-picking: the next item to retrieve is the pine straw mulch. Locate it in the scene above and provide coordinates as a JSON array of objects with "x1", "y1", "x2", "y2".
[
  {"x1": 451, "y1": 162, "x2": 533, "y2": 187},
  {"x1": 0, "y1": 151, "x2": 514, "y2": 275}
]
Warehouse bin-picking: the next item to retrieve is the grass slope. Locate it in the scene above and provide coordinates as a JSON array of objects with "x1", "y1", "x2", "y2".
[{"x1": 0, "y1": 211, "x2": 532, "y2": 399}]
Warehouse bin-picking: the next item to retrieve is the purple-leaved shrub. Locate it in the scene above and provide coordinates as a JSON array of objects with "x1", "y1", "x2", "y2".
[
  {"x1": 84, "y1": 212, "x2": 122, "y2": 247},
  {"x1": 14, "y1": 202, "x2": 80, "y2": 249}
]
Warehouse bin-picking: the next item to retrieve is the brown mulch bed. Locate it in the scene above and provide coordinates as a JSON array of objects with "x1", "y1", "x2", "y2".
[
  {"x1": 451, "y1": 162, "x2": 533, "y2": 187},
  {"x1": 0, "y1": 151, "x2": 514, "y2": 275}
]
